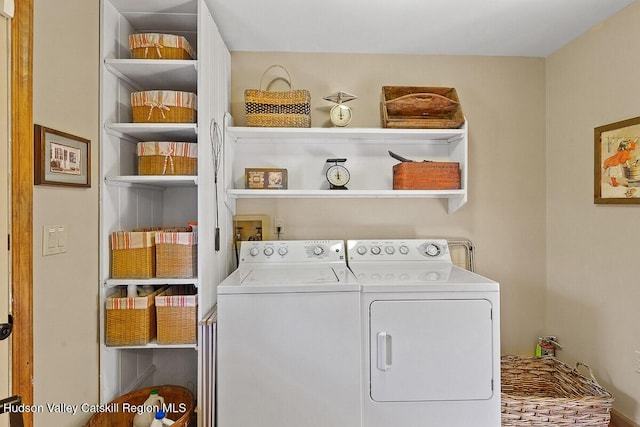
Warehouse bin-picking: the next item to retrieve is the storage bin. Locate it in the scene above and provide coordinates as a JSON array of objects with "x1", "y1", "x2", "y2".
[
  {"x1": 501, "y1": 356, "x2": 613, "y2": 427},
  {"x1": 393, "y1": 161, "x2": 461, "y2": 190},
  {"x1": 381, "y1": 86, "x2": 465, "y2": 129},
  {"x1": 111, "y1": 231, "x2": 156, "y2": 279},
  {"x1": 105, "y1": 286, "x2": 165, "y2": 346},
  {"x1": 131, "y1": 90, "x2": 197, "y2": 123},
  {"x1": 137, "y1": 142, "x2": 198, "y2": 175},
  {"x1": 85, "y1": 385, "x2": 195, "y2": 426},
  {"x1": 129, "y1": 33, "x2": 196, "y2": 60},
  {"x1": 156, "y1": 286, "x2": 198, "y2": 345},
  {"x1": 155, "y1": 230, "x2": 197, "y2": 278}
]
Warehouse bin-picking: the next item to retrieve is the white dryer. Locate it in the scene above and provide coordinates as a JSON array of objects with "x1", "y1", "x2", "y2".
[
  {"x1": 347, "y1": 239, "x2": 501, "y2": 427},
  {"x1": 217, "y1": 240, "x2": 361, "y2": 427}
]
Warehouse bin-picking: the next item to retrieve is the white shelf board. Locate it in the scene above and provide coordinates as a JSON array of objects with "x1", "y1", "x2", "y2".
[
  {"x1": 104, "y1": 59, "x2": 197, "y2": 92},
  {"x1": 105, "y1": 278, "x2": 198, "y2": 288},
  {"x1": 104, "y1": 340, "x2": 197, "y2": 350},
  {"x1": 105, "y1": 175, "x2": 197, "y2": 189},
  {"x1": 227, "y1": 189, "x2": 466, "y2": 199},
  {"x1": 105, "y1": 122, "x2": 197, "y2": 141},
  {"x1": 227, "y1": 126, "x2": 466, "y2": 143}
]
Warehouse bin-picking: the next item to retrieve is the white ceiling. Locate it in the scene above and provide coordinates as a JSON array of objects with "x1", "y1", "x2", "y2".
[{"x1": 204, "y1": 0, "x2": 636, "y2": 57}]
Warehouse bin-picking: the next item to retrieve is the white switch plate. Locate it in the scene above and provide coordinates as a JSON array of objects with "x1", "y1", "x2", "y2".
[
  {"x1": 1, "y1": 0, "x2": 14, "y2": 19},
  {"x1": 42, "y1": 224, "x2": 67, "y2": 256}
]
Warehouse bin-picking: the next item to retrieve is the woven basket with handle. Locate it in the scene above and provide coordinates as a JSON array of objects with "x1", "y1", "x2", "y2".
[
  {"x1": 85, "y1": 385, "x2": 195, "y2": 426},
  {"x1": 245, "y1": 65, "x2": 311, "y2": 127},
  {"x1": 501, "y1": 356, "x2": 613, "y2": 426}
]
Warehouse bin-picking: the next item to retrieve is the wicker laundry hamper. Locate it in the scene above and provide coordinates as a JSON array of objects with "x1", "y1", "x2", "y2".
[
  {"x1": 85, "y1": 385, "x2": 195, "y2": 426},
  {"x1": 501, "y1": 356, "x2": 613, "y2": 426},
  {"x1": 129, "y1": 33, "x2": 196, "y2": 60}
]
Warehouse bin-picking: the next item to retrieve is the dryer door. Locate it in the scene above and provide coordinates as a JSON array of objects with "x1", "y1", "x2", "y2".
[{"x1": 369, "y1": 299, "x2": 494, "y2": 402}]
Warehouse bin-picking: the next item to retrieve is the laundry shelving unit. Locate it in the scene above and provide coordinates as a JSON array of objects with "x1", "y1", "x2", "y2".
[
  {"x1": 99, "y1": 0, "x2": 231, "y2": 417},
  {"x1": 226, "y1": 123, "x2": 468, "y2": 213}
]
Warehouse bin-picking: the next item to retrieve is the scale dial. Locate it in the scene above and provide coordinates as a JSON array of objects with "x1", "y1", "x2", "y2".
[
  {"x1": 326, "y1": 164, "x2": 350, "y2": 189},
  {"x1": 329, "y1": 104, "x2": 353, "y2": 127}
]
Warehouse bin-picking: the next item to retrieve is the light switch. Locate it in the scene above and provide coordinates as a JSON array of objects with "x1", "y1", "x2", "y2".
[
  {"x1": 57, "y1": 226, "x2": 66, "y2": 247},
  {"x1": 48, "y1": 227, "x2": 57, "y2": 248},
  {"x1": 42, "y1": 224, "x2": 67, "y2": 256}
]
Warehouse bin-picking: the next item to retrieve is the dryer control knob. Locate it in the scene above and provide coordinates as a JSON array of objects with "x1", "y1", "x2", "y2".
[
  {"x1": 249, "y1": 247, "x2": 259, "y2": 257},
  {"x1": 385, "y1": 246, "x2": 395, "y2": 255},
  {"x1": 313, "y1": 246, "x2": 324, "y2": 256},
  {"x1": 278, "y1": 247, "x2": 288, "y2": 256},
  {"x1": 264, "y1": 247, "x2": 274, "y2": 256},
  {"x1": 425, "y1": 243, "x2": 441, "y2": 257},
  {"x1": 357, "y1": 245, "x2": 367, "y2": 255},
  {"x1": 371, "y1": 246, "x2": 381, "y2": 255},
  {"x1": 399, "y1": 245, "x2": 410, "y2": 255}
]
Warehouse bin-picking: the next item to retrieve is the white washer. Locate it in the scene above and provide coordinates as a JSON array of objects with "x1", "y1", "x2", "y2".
[
  {"x1": 217, "y1": 240, "x2": 362, "y2": 427},
  {"x1": 347, "y1": 239, "x2": 501, "y2": 427}
]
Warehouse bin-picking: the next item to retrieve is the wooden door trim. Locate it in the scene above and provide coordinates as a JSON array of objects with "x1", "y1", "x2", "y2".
[{"x1": 11, "y1": 0, "x2": 34, "y2": 426}]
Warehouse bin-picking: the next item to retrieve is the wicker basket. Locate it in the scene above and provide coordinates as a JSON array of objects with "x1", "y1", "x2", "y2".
[
  {"x1": 137, "y1": 142, "x2": 197, "y2": 176},
  {"x1": 129, "y1": 33, "x2": 196, "y2": 60},
  {"x1": 131, "y1": 91, "x2": 197, "y2": 123},
  {"x1": 501, "y1": 356, "x2": 614, "y2": 426},
  {"x1": 105, "y1": 287, "x2": 165, "y2": 346},
  {"x1": 381, "y1": 86, "x2": 465, "y2": 129},
  {"x1": 156, "y1": 286, "x2": 197, "y2": 345},
  {"x1": 155, "y1": 231, "x2": 197, "y2": 278},
  {"x1": 111, "y1": 231, "x2": 156, "y2": 279},
  {"x1": 85, "y1": 385, "x2": 195, "y2": 426},
  {"x1": 245, "y1": 65, "x2": 311, "y2": 127}
]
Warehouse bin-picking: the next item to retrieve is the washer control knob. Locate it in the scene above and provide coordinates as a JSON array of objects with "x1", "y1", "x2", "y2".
[
  {"x1": 425, "y1": 243, "x2": 441, "y2": 257},
  {"x1": 356, "y1": 245, "x2": 367, "y2": 255},
  {"x1": 399, "y1": 245, "x2": 410, "y2": 255},
  {"x1": 385, "y1": 246, "x2": 395, "y2": 255},
  {"x1": 313, "y1": 246, "x2": 324, "y2": 256},
  {"x1": 249, "y1": 247, "x2": 259, "y2": 257},
  {"x1": 278, "y1": 247, "x2": 288, "y2": 256},
  {"x1": 263, "y1": 247, "x2": 274, "y2": 256},
  {"x1": 370, "y1": 246, "x2": 381, "y2": 255}
]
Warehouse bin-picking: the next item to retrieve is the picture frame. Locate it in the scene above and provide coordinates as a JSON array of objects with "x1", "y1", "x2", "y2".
[
  {"x1": 594, "y1": 116, "x2": 640, "y2": 204},
  {"x1": 244, "y1": 168, "x2": 288, "y2": 190},
  {"x1": 34, "y1": 124, "x2": 91, "y2": 188}
]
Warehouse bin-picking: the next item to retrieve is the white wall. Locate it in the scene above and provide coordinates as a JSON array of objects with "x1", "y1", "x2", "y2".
[
  {"x1": 231, "y1": 52, "x2": 548, "y2": 356},
  {"x1": 546, "y1": 1, "x2": 640, "y2": 422},
  {"x1": 32, "y1": 0, "x2": 99, "y2": 425}
]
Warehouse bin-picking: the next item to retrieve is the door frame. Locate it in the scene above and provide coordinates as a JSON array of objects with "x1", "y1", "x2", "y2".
[{"x1": 11, "y1": 1, "x2": 34, "y2": 426}]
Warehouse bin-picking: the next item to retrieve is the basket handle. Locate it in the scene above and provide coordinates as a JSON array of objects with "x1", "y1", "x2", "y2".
[
  {"x1": 574, "y1": 361, "x2": 600, "y2": 384},
  {"x1": 259, "y1": 65, "x2": 294, "y2": 91}
]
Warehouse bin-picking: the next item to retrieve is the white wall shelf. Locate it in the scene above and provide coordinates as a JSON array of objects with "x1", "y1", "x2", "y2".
[
  {"x1": 105, "y1": 175, "x2": 198, "y2": 189},
  {"x1": 99, "y1": 0, "x2": 231, "y2": 407},
  {"x1": 104, "y1": 278, "x2": 198, "y2": 288},
  {"x1": 104, "y1": 59, "x2": 197, "y2": 92},
  {"x1": 227, "y1": 124, "x2": 468, "y2": 213},
  {"x1": 105, "y1": 123, "x2": 197, "y2": 141}
]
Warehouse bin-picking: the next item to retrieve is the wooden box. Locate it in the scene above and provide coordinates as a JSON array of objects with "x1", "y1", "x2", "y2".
[
  {"x1": 393, "y1": 162, "x2": 461, "y2": 190},
  {"x1": 381, "y1": 86, "x2": 465, "y2": 129}
]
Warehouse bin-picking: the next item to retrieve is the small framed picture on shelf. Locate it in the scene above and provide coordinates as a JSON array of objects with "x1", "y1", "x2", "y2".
[
  {"x1": 244, "y1": 168, "x2": 288, "y2": 189},
  {"x1": 34, "y1": 124, "x2": 91, "y2": 188}
]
